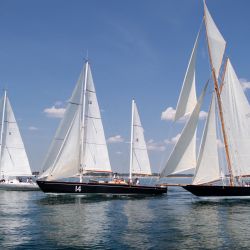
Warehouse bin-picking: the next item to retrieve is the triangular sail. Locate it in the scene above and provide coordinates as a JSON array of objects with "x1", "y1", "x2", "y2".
[
  {"x1": 204, "y1": 1, "x2": 226, "y2": 78},
  {"x1": 220, "y1": 59, "x2": 250, "y2": 177},
  {"x1": 192, "y1": 93, "x2": 221, "y2": 185},
  {"x1": 46, "y1": 109, "x2": 81, "y2": 181},
  {"x1": 160, "y1": 82, "x2": 208, "y2": 177},
  {"x1": 82, "y1": 65, "x2": 111, "y2": 172},
  {"x1": 39, "y1": 66, "x2": 84, "y2": 179},
  {"x1": 175, "y1": 30, "x2": 199, "y2": 121},
  {"x1": 130, "y1": 101, "x2": 151, "y2": 176},
  {"x1": 0, "y1": 96, "x2": 32, "y2": 177}
]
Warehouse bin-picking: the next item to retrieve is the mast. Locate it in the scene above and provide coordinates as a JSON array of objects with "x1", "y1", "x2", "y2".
[
  {"x1": 129, "y1": 99, "x2": 135, "y2": 182},
  {"x1": 204, "y1": 6, "x2": 234, "y2": 186},
  {"x1": 0, "y1": 90, "x2": 6, "y2": 177},
  {"x1": 79, "y1": 61, "x2": 88, "y2": 183}
]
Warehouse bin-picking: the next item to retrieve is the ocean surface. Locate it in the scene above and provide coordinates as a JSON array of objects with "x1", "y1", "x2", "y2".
[{"x1": 0, "y1": 177, "x2": 250, "y2": 249}]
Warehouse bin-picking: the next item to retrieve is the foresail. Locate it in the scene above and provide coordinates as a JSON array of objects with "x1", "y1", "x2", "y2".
[
  {"x1": 39, "y1": 65, "x2": 84, "y2": 179},
  {"x1": 220, "y1": 59, "x2": 250, "y2": 177},
  {"x1": 204, "y1": 1, "x2": 226, "y2": 79},
  {"x1": 83, "y1": 65, "x2": 111, "y2": 173},
  {"x1": 175, "y1": 30, "x2": 199, "y2": 121},
  {"x1": 160, "y1": 82, "x2": 208, "y2": 177},
  {"x1": 0, "y1": 97, "x2": 32, "y2": 177},
  {"x1": 192, "y1": 93, "x2": 221, "y2": 185},
  {"x1": 131, "y1": 102, "x2": 151, "y2": 175},
  {"x1": 46, "y1": 109, "x2": 81, "y2": 181}
]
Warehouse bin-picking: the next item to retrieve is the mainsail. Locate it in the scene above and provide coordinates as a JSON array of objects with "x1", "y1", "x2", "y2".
[
  {"x1": 0, "y1": 92, "x2": 32, "y2": 177},
  {"x1": 40, "y1": 61, "x2": 111, "y2": 181},
  {"x1": 160, "y1": 82, "x2": 208, "y2": 177},
  {"x1": 129, "y1": 100, "x2": 151, "y2": 179},
  {"x1": 220, "y1": 59, "x2": 250, "y2": 177},
  {"x1": 192, "y1": 93, "x2": 221, "y2": 185}
]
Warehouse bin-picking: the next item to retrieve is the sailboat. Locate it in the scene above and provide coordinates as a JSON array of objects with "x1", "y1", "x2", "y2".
[
  {"x1": 37, "y1": 61, "x2": 166, "y2": 195},
  {"x1": 0, "y1": 91, "x2": 38, "y2": 190},
  {"x1": 161, "y1": 1, "x2": 250, "y2": 198}
]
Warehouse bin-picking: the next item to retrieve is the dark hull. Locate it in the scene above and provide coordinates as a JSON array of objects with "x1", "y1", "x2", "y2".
[
  {"x1": 37, "y1": 180, "x2": 167, "y2": 195},
  {"x1": 183, "y1": 185, "x2": 250, "y2": 197}
]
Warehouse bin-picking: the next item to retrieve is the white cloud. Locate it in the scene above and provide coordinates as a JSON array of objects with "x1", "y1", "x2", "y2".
[
  {"x1": 107, "y1": 135, "x2": 124, "y2": 143},
  {"x1": 116, "y1": 151, "x2": 122, "y2": 155},
  {"x1": 147, "y1": 139, "x2": 166, "y2": 152},
  {"x1": 199, "y1": 111, "x2": 208, "y2": 120},
  {"x1": 161, "y1": 107, "x2": 176, "y2": 121},
  {"x1": 28, "y1": 126, "x2": 38, "y2": 131},
  {"x1": 240, "y1": 78, "x2": 250, "y2": 91},
  {"x1": 43, "y1": 105, "x2": 66, "y2": 118},
  {"x1": 161, "y1": 106, "x2": 208, "y2": 122},
  {"x1": 164, "y1": 133, "x2": 181, "y2": 145}
]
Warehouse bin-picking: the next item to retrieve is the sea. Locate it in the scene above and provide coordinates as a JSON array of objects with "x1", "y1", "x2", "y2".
[{"x1": 0, "y1": 177, "x2": 250, "y2": 249}]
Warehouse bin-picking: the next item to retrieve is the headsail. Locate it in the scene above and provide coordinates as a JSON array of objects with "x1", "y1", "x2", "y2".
[
  {"x1": 192, "y1": 93, "x2": 221, "y2": 185},
  {"x1": 204, "y1": 0, "x2": 226, "y2": 78},
  {"x1": 0, "y1": 93, "x2": 32, "y2": 177},
  {"x1": 220, "y1": 59, "x2": 250, "y2": 177},
  {"x1": 174, "y1": 29, "x2": 199, "y2": 121},
  {"x1": 130, "y1": 100, "x2": 151, "y2": 176},
  {"x1": 160, "y1": 82, "x2": 208, "y2": 177}
]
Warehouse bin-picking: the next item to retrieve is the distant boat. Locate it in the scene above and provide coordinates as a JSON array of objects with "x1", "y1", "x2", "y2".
[
  {"x1": 161, "y1": 1, "x2": 250, "y2": 198},
  {"x1": 37, "y1": 61, "x2": 166, "y2": 195},
  {"x1": 0, "y1": 91, "x2": 38, "y2": 190}
]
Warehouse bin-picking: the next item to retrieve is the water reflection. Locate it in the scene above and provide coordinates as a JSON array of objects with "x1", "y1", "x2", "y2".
[{"x1": 0, "y1": 191, "x2": 33, "y2": 248}]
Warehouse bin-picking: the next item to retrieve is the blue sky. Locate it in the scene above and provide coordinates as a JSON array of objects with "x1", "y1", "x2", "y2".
[{"x1": 0, "y1": 0, "x2": 250, "y2": 173}]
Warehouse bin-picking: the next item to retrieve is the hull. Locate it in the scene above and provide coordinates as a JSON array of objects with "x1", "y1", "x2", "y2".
[
  {"x1": 37, "y1": 180, "x2": 167, "y2": 195},
  {"x1": 182, "y1": 185, "x2": 250, "y2": 198},
  {"x1": 0, "y1": 182, "x2": 39, "y2": 191}
]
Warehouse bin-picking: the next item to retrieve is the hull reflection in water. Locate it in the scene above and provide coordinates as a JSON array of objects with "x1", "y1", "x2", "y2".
[
  {"x1": 37, "y1": 180, "x2": 167, "y2": 196},
  {"x1": 183, "y1": 185, "x2": 250, "y2": 198}
]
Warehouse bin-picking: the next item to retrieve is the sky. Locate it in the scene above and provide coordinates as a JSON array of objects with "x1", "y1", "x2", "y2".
[{"x1": 0, "y1": 0, "x2": 250, "y2": 173}]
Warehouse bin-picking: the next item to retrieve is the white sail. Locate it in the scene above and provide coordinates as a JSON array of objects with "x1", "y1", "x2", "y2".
[
  {"x1": 160, "y1": 82, "x2": 208, "y2": 177},
  {"x1": 46, "y1": 109, "x2": 81, "y2": 181},
  {"x1": 40, "y1": 62, "x2": 111, "y2": 180},
  {"x1": 39, "y1": 66, "x2": 84, "y2": 179},
  {"x1": 220, "y1": 59, "x2": 250, "y2": 177},
  {"x1": 83, "y1": 65, "x2": 111, "y2": 173},
  {"x1": 130, "y1": 101, "x2": 151, "y2": 176},
  {"x1": 0, "y1": 96, "x2": 32, "y2": 177},
  {"x1": 204, "y1": 1, "x2": 226, "y2": 78},
  {"x1": 174, "y1": 30, "x2": 199, "y2": 121},
  {"x1": 192, "y1": 93, "x2": 221, "y2": 185}
]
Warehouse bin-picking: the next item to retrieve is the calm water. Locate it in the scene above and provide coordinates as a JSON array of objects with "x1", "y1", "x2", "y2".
[{"x1": 1, "y1": 178, "x2": 250, "y2": 249}]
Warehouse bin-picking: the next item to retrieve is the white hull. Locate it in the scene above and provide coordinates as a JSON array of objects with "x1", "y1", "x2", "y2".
[{"x1": 0, "y1": 181, "x2": 39, "y2": 191}]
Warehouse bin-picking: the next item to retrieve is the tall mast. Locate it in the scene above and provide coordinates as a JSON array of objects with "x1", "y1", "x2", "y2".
[
  {"x1": 0, "y1": 90, "x2": 7, "y2": 177},
  {"x1": 129, "y1": 99, "x2": 135, "y2": 182},
  {"x1": 79, "y1": 61, "x2": 88, "y2": 182},
  {"x1": 204, "y1": 7, "x2": 234, "y2": 186}
]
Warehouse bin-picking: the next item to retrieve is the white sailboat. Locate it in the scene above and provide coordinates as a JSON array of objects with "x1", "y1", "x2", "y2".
[
  {"x1": 0, "y1": 91, "x2": 38, "y2": 190},
  {"x1": 37, "y1": 61, "x2": 166, "y2": 195},
  {"x1": 128, "y1": 99, "x2": 152, "y2": 183},
  {"x1": 161, "y1": 1, "x2": 250, "y2": 197}
]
